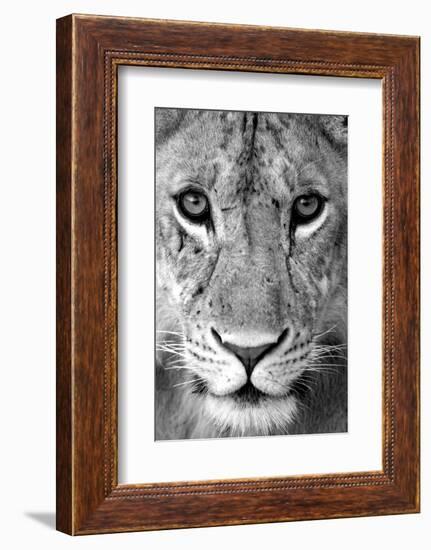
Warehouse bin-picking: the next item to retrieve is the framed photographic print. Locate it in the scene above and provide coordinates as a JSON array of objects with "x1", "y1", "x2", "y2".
[{"x1": 56, "y1": 14, "x2": 420, "y2": 535}]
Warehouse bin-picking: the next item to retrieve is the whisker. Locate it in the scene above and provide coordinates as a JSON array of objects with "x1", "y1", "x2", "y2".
[
  {"x1": 172, "y1": 377, "x2": 206, "y2": 389},
  {"x1": 311, "y1": 350, "x2": 347, "y2": 358},
  {"x1": 307, "y1": 360, "x2": 343, "y2": 365},
  {"x1": 313, "y1": 323, "x2": 338, "y2": 340},
  {"x1": 165, "y1": 365, "x2": 201, "y2": 371},
  {"x1": 312, "y1": 355, "x2": 347, "y2": 362},
  {"x1": 290, "y1": 379, "x2": 315, "y2": 393},
  {"x1": 306, "y1": 363, "x2": 346, "y2": 369},
  {"x1": 311, "y1": 349, "x2": 346, "y2": 355},
  {"x1": 165, "y1": 358, "x2": 186, "y2": 366},
  {"x1": 156, "y1": 343, "x2": 185, "y2": 349},
  {"x1": 313, "y1": 343, "x2": 347, "y2": 350},
  {"x1": 156, "y1": 348, "x2": 189, "y2": 358},
  {"x1": 155, "y1": 345, "x2": 186, "y2": 352},
  {"x1": 311, "y1": 351, "x2": 347, "y2": 361}
]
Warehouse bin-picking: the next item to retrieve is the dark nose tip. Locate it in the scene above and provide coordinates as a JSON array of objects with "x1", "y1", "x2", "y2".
[
  {"x1": 222, "y1": 341, "x2": 275, "y2": 375},
  {"x1": 212, "y1": 328, "x2": 288, "y2": 377}
]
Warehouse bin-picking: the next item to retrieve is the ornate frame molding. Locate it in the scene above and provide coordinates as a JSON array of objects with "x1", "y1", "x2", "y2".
[{"x1": 57, "y1": 15, "x2": 419, "y2": 534}]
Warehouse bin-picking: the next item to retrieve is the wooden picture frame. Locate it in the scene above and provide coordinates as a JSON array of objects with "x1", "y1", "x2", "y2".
[{"x1": 56, "y1": 14, "x2": 420, "y2": 535}]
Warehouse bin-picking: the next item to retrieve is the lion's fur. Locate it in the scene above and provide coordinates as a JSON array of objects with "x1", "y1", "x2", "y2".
[{"x1": 155, "y1": 109, "x2": 347, "y2": 440}]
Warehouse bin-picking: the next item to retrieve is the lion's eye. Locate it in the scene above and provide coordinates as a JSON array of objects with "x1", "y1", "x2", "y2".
[
  {"x1": 177, "y1": 189, "x2": 210, "y2": 222},
  {"x1": 292, "y1": 194, "x2": 324, "y2": 224}
]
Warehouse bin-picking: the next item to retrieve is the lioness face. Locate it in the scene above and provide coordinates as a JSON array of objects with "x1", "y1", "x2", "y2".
[{"x1": 156, "y1": 109, "x2": 347, "y2": 437}]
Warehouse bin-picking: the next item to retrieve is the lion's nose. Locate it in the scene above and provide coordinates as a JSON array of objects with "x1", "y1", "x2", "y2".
[
  {"x1": 211, "y1": 328, "x2": 288, "y2": 376},
  {"x1": 222, "y1": 341, "x2": 275, "y2": 375}
]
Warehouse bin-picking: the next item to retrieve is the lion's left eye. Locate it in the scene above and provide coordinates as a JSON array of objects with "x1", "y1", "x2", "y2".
[
  {"x1": 292, "y1": 194, "x2": 324, "y2": 224},
  {"x1": 177, "y1": 189, "x2": 210, "y2": 223}
]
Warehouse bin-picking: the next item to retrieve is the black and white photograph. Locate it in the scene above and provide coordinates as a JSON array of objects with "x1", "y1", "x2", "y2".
[{"x1": 155, "y1": 107, "x2": 348, "y2": 440}]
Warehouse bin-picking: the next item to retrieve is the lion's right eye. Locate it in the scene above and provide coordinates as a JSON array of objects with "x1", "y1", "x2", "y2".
[{"x1": 177, "y1": 189, "x2": 210, "y2": 223}]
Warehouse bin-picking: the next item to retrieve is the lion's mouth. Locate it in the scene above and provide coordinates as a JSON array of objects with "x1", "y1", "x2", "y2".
[
  {"x1": 193, "y1": 378, "x2": 273, "y2": 404},
  {"x1": 192, "y1": 376, "x2": 306, "y2": 405}
]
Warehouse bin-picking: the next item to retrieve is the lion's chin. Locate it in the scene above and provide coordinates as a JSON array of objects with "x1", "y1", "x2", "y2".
[{"x1": 202, "y1": 391, "x2": 298, "y2": 438}]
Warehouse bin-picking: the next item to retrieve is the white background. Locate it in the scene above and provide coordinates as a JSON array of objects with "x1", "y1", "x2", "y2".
[
  {"x1": 0, "y1": 1, "x2": 428, "y2": 549},
  {"x1": 118, "y1": 68, "x2": 382, "y2": 483}
]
